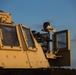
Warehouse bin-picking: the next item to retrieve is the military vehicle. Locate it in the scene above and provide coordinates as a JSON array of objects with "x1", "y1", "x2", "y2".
[{"x1": 0, "y1": 10, "x2": 71, "y2": 75}]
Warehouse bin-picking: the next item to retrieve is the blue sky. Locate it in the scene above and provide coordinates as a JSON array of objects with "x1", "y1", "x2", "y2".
[{"x1": 0, "y1": 0, "x2": 76, "y2": 68}]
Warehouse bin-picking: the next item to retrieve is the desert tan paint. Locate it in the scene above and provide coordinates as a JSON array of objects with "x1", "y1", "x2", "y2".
[
  {"x1": 0, "y1": 11, "x2": 50, "y2": 68},
  {"x1": 0, "y1": 11, "x2": 71, "y2": 68}
]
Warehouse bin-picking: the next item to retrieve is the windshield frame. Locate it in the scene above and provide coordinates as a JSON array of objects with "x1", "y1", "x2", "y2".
[
  {"x1": 0, "y1": 24, "x2": 21, "y2": 50},
  {"x1": 20, "y1": 25, "x2": 37, "y2": 51}
]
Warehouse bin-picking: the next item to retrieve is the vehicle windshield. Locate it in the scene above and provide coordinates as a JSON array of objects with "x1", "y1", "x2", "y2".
[
  {"x1": 23, "y1": 27, "x2": 35, "y2": 48},
  {"x1": 0, "y1": 25, "x2": 19, "y2": 46},
  {"x1": 56, "y1": 33, "x2": 67, "y2": 49}
]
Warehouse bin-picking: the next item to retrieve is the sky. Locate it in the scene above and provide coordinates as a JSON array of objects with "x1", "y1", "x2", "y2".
[{"x1": 0, "y1": 0, "x2": 76, "y2": 68}]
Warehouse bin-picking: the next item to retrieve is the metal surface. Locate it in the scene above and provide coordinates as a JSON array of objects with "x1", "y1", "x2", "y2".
[{"x1": 0, "y1": 11, "x2": 71, "y2": 69}]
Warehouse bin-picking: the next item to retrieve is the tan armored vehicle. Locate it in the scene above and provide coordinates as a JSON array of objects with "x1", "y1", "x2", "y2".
[{"x1": 0, "y1": 10, "x2": 71, "y2": 74}]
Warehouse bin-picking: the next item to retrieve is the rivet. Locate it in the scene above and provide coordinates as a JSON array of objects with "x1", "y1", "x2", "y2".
[
  {"x1": 2, "y1": 63, "x2": 4, "y2": 65},
  {"x1": 6, "y1": 55, "x2": 8, "y2": 58},
  {"x1": 26, "y1": 61, "x2": 28, "y2": 63},
  {"x1": 20, "y1": 47, "x2": 21, "y2": 48},
  {"x1": 40, "y1": 61, "x2": 42, "y2": 63},
  {"x1": 2, "y1": 46, "x2": 3, "y2": 47},
  {"x1": 14, "y1": 56, "x2": 16, "y2": 58},
  {"x1": 11, "y1": 46, "x2": 13, "y2": 48}
]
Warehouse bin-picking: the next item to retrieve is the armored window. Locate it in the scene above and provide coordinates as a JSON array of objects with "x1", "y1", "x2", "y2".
[
  {"x1": 53, "y1": 30, "x2": 70, "y2": 51},
  {"x1": 23, "y1": 27, "x2": 35, "y2": 48},
  {"x1": 56, "y1": 33, "x2": 67, "y2": 49},
  {"x1": 0, "y1": 25, "x2": 19, "y2": 46}
]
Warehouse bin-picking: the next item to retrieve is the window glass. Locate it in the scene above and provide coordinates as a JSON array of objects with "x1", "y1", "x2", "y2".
[
  {"x1": 0, "y1": 25, "x2": 19, "y2": 46},
  {"x1": 56, "y1": 33, "x2": 67, "y2": 49},
  {"x1": 23, "y1": 27, "x2": 35, "y2": 48}
]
